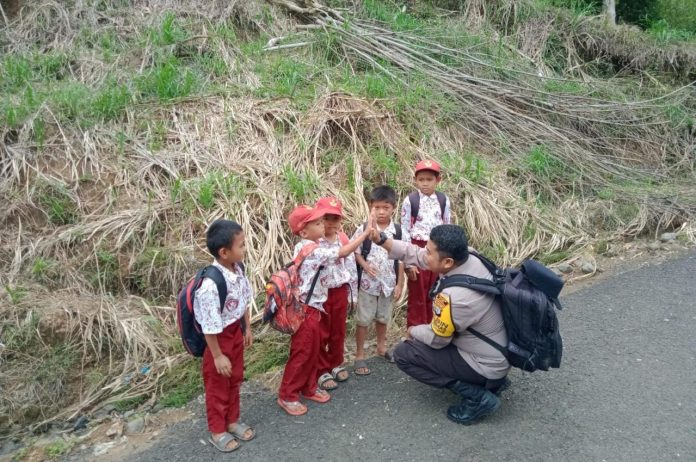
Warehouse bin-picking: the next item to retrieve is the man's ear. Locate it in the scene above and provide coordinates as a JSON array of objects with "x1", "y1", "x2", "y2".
[{"x1": 443, "y1": 257, "x2": 455, "y2": 271}]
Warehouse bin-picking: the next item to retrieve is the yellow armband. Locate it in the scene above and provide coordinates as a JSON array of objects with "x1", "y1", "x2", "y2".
[{"x1": 431, "y1": 293, "x2": 455, "y2": 337}]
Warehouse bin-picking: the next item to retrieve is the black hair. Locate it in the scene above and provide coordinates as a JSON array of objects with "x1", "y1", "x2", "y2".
[
  {"x1": 206, "y1": 219, "x2": 243, "y2": 258},
  {"x1": 369, "y1": 185, "x2": 397, "y2": 206},
  {"x1": 430, "y1": 225, "x2": 469, "y2": 265}
]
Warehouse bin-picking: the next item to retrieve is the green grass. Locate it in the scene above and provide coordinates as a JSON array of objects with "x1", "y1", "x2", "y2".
[
  {"x1": 88, "y1": 249, "x2": 121, "y2": 293},
  {"x1": 137, "y1": 56, "x2": 197, "y2": 101},
  {"x1": 112, "y1": 395, "x2": 148, "y2": 412},
  {"x1": 282, "y1": 166, "x2": 321, "y2": 202},
  {"x1": 539, "y1": 249, "x2": 572, "y2": 265},
  {"x1": 524, "y1": 145, "x2": 567, "y2": 182},
  {"x1": 158, "y1": 360, "x2": 203, "y2": 408},
  {"x1": 439, "y1": 150, "x2": 490, "y2": 185},
  {"x1": 244, "y1": 336, "x2": 289, "y2": 379},
  {"x1": 44, "y1": 439, "x2": 75, "y2": 458},
  {"x1": 147, "y1": 12, "x2": 188, "y2": 46},
  {"x1": 36, "y1": 183, "x2": 79, "y2": 226}
]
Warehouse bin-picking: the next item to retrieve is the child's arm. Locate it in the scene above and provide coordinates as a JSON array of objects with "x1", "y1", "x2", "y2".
[
  {"x1": 243, "y1": 306, "x2": 253, "y2": 347},
  {"x1": 337, "y1": 216, "x2": 373, "y2": 258},
  {"x1": 355, "y1": 253, "x2": 378, "y2": 278},
  {"x1": 400, "y1": 196, "x2": 412, "y2": 242},
  {"x1": 443, "y1": 196, "x2": 452, "y2": 224},
  {"x1": 204, "y1": 334, "x2": 232, "y2": 377},
  {"x1": 394, "y1": 261, "x2": 405, "y2": 299}
]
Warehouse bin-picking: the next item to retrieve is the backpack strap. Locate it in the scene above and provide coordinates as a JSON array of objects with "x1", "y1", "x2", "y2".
[
  {"x1": 201, "y1": 265, "x2": 247, "y2": 334},
  {"x1": 408, "y1": 191, "x2": 420, "y2": 226},
  {"x1": 393, "y1": 223, "x2": 402, "y2": 284},
  {"x1": 293, "y1": 243, "x2": 324, "y2": 305},
  {"x1": 429, "y1": 273, "x2": 507, "y2": 358},
  {"x1": 435, "y1": 191, "x2": 447, "y2": 219}
]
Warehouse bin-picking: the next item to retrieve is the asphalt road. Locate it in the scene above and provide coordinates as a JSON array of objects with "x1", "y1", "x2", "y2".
[{"x1": 129, "y1": 251, "x2": 696, "y2": 462}]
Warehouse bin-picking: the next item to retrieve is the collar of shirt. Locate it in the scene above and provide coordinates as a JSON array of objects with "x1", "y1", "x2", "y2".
[
  {"x1": 419, "y1": 191, "x2": 438, "y2": 201},
  {"x1": 212, "y1": 260, "x2": 242, "y2": 280}
]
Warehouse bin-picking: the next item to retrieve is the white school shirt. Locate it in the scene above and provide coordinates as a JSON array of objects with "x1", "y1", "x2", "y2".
[
  {"x1": 351, "y1": 221, "x2": 399, "y2": 297},
  {"x1": 400, "y1": 191, "x2": 452, "y2": 242},
  {"x1": 293, "y1": 240, "x2": 340, "y2": 311},
  {"x1": 193, "y1": 260, "x2": 251, "y2": 335}
]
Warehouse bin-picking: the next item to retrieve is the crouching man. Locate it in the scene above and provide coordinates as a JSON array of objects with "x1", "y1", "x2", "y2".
[{"x1": 369, "y1": 224, "x2": 510, "y2": 424}]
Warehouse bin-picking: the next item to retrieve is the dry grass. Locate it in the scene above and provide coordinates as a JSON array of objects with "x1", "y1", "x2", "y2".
[{"x1": 1, "y1": 0, "x2": 695, "y2": 438}]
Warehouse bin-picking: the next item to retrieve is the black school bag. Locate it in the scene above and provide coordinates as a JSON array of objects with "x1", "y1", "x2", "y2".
[
  {"x1": 431, "y1": 252, "x2": 564, "y2": 372},
  {"x1": 408, "y1": 191, "x2": 447, "y2": 225},
  {"x1": 356, "y1": 223, "x2": 402, "y2": 288},
  {"x1": 176, "y1": 264, "x2": 246, "y2": 357}
]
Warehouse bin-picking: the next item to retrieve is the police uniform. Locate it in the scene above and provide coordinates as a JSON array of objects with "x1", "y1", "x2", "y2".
[{"x1": 388, "y1": 240, "x2": 510, "y2": 392}]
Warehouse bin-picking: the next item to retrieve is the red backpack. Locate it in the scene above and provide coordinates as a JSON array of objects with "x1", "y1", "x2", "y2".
[{"x1": 262, "y1": 243, "x2": 324, "y2": 334}]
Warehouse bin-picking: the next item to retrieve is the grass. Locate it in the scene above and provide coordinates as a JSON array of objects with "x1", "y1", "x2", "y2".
[
  {"x1": 158, "y1": 360, "x2": 203, "y2": 408},
  {"x1": 112, "y1": 395, "x2": 149, "y2": 412},
  {"x1": 137, "y1": 56, "x2": 197, "y2": 101},
  {"x1": 282, "y1": 166, "x2": 321, "y2": 202},
  {"x1": 243, "y1": 335, "x2": 289, "y2": 379},
  {"x1": 45, "y1": 439, "x2": 75, "y2": 458}
]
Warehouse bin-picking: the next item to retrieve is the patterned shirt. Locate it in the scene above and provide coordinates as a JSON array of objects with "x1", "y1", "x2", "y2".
[
  {"x1": 318, "y1": 234, "x2": 358, "y2": 303},
  {"x1": 400, "y1": 191, "x2": 452, "y2": 242},
  {"x1": 193, "y1": 260, "x2": 251, "y2": 335},
  {"x1": 351, "y1": 221, "x2": 400, "y2": 297},
  {"x1": 293, "y1": 240, "x2": 340, "y2": 311}
]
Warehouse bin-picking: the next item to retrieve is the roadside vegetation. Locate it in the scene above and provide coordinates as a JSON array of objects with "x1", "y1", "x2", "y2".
[{"x1": 1, "y1": 0, "x2": 694, "y2": 444}]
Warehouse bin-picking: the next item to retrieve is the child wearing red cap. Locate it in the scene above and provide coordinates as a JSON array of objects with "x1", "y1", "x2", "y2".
[
  {"x1": 314, "y1": 197, "x2": 358, "y2": 391},
  {"x1": 277, "y1": 205, "x2": 373, "y2": 416},
  {"x1": 400, "y1": 159, "x2": 452, "y2": 328}
]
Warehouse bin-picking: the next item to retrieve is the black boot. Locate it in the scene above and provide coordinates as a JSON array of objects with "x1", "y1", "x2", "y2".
[{"x1": 445, "y1": 381, "x2": 500, "y2": 425}]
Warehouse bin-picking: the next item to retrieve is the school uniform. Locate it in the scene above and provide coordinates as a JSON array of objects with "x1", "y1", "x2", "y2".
[
  {"x1": 193, "y1": 261, "x2": 251, "y2": 434},
  {"x1": 400, "y1": 190, "x2": 452, "y2": 327},
  {"x1": 278, "y1": 240, "x2": 340, "y2": 402},
  {"x1": 351, "y1": 221, "x2": 400, "y2": 326},
  {"x1": 316, "y1": 234, "x2": 358, "y2": 378}
]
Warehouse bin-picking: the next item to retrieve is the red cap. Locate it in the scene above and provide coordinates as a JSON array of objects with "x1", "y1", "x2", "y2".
[
  {"x1": 316, "y1": 197, "x2": 344, "y2": 217},
  {"x1": 415, "y1": 159, "x2": 441, "y2": 174},
  {"x1": 288, "y1": 205, "x2": 326, "y2": 235}
]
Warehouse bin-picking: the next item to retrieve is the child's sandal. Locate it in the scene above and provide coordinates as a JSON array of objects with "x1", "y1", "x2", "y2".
[
  {"x1": 277, "y1": 398, "x2": 308, "y2": 416},
  {"x1": 331, "y1": 366, "x2": 349, "y2": 382},
  {"x1": 208, "y1": 433, "x2": 240, "y2": 452},
  {"x1": 318, "y1": 372, "x2": 338, "y2": 390},
  {"x1": 228, "y1": 422, "x2": 255, "y2": 441},
  {"x1": 302, "y1": 389, "x2": 331, "y2": 404}
]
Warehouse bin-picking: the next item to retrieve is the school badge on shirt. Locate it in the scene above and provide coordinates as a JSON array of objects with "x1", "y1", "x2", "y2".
[{"x1": 431, "y1": 293, "x2": 454, "y2": 337}]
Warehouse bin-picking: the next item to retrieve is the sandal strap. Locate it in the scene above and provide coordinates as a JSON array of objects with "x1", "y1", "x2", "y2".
[
  {"x1": 331, "y1": 366, "x2": 347, "y2": 377},
  {"x1": 318, "y1": 372, "x2": 335, "y2": 385},
  {"x1": 231, "y1": 422, "x2": 251, "y2": 435},
  {"x1": 212, "y1": 432, "x2": 237, "y2": 449}
]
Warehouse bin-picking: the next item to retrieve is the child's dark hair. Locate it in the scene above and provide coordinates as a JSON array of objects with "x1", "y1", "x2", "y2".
[
  {"x1": 206, "y1": 219, "x2": 243, "y2": 258},
  {"x1": 369, "y1": 185, "x2": 397, "y2": 206}
]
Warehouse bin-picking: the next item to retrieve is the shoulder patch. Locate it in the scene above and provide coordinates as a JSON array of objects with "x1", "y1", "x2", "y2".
[{"x1": 431, "y1": 293, "x2": 455, "y2": 337}]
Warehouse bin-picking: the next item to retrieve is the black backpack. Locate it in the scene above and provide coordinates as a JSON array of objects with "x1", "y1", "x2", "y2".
[
  {"x1": 431, "y1": 252, "x2": 563, "y2": 372},
  {"x1": 408, "y1": 190, "x2": 447, "y2": 225},
  {"x1": 176, "y1": 264, "x2": 246, "y2": 357},
  {"x1": 356, "y1": 223, "x2": 402, "y2": 288}
]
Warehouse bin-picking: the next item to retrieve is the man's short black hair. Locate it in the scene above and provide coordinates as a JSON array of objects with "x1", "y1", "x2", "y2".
[
  {"x1": 206, "y1": 219, "x2": 243, "y2": 258},
  {"x1": 369, "y1": 185, "x2": 397, "y2": 206},
  {"x1": 430, "y1": 225, "x2": 469, "y2": 265}
]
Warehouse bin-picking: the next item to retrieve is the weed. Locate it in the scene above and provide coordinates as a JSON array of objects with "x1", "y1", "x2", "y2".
[
  {"x1": 137, "y1": 56, "x2": 197, "y2": 101},
  {"x1": 539, "y1": 249, "x2": 571, "y2": 265},
  {"x1": 148, "y1": 12, "x2": 187, "y2": 46},
  {"x1": 158, "y1": 360, "x2": 203, "y2": 407},
  {"x1": 525, "y1": 145, "x2": 566, "y2": 181},
  {"x1": 50, "y1": 83, "x2": 92, "y2": 123},
  {"x1": 89, "y1": 249, "x2": 121, "y2": 293},
  {"x1": 595, "y1": 239, "x2": 609, "y2": 255},
  {"x1": 92, "y1": 81, "x2": 132, "y2": 121},
  {"x1": 366, "y1": 146, "x2": 400, "y2": 187},
  {"x1": 4, "y1": 285, "x2": 28, "y2": 306},
  {"x1": 282, "y1": 166, "x2": 321, "y2": 201},
  {"x1": 31, "y1": 257, "x2": 58, "y2": 284},
  {"x1": 36, "y1": 184, "x2": 79, "y2": 225},
  {"x1": 244, "y1": 335, "x2": 289, "y2": 379},
  {"x1": 440, "y1": 150, "x2": 489, "y2": 185},
  {"x1": 256, "y1": 56, "x2": 314, "y2": 100},
  {"x1": 45, "y1": 439, "x2": 74, "y2": 458},
  {"x1": 112, "y1": 395, "x2": 148, "y2": 412}
]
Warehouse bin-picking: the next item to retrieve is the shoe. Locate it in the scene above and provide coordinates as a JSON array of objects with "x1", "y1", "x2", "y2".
[
  {"x1": 445, "y1": 381, "x2": 501, "y2": 425},
  {"x1": 494, "y1": 377, "x2": 512, "y2": 396}
]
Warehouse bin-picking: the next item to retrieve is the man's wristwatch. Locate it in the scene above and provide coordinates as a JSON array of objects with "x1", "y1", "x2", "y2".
[{"x1": 376, "y1": 231, "x2": 388, "y2": 246}]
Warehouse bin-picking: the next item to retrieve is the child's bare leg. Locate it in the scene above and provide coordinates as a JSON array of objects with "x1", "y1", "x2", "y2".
[
  {"x1": 375, "y1": 321, "x2": 388, "y2": 356},
  {"x1": 355, "y1": 325, "x2": 368, "y2": 360}
]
